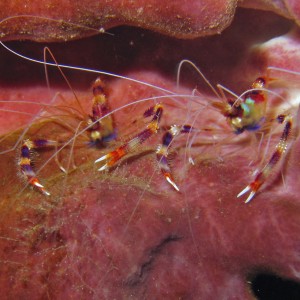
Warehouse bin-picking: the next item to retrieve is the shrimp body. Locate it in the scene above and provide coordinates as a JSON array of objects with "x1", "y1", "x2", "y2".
[
  {"x1": 87, "y1": 77, "x2": 115, "y2": 145},
  {"x1": 224, "y1": 77, "x2": 267, "y2": 134},
  {"x1": 238, "y1": 114, "x2": 293, "y2": 203}
]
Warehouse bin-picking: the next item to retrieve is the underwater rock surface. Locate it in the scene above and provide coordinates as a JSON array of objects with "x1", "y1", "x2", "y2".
[{"x1": 1, "y1": 3, "x2": 300, "y2": 300}]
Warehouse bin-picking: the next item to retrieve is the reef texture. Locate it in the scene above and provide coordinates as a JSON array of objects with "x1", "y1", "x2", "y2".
[
  {"x1": 0, "y1": 0, "x2": 237, "y2": 41},
  {"x1": 1, "y1": 2, "x2": 300, "y2": 300}
]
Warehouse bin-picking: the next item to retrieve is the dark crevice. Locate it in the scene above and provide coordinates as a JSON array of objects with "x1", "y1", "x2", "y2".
[
  {"x1": 250, "y1": 272, "x2": 300, "y2": 300},
  {"x1": 125, "y1": 234, "x2": 182, "y2": 287},
  {"x1": 0, "y1": 9, "x2": 292, "y2": 92}
]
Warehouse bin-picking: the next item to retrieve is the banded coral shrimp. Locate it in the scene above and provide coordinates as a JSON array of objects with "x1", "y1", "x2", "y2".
[
  {"x1": 2, "y1": 10, "x2": 300, "y2": 299},
  {"x1": 175, "y1": 59, "x2": 300, "y2": 203}
]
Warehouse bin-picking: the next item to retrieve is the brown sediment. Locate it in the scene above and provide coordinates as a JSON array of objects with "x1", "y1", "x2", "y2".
[
  {"x1": 0, "y1": 0, "x2": 237, "y2": 41},
  {"x1": 2, "y1": 0, "x2": 300, "y2": 42},
  {"x1": 239, "y1": 0, "x2": 300, "y2": 26}
]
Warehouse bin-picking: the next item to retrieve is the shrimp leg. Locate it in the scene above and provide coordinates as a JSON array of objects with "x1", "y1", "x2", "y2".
[
  {"x1": 19, "y1": 139, "x2": 58, "y2": 196},
  {"x1": 237, "y1": 114, "x2": 293, "y2": 203},
  {"x1": 95, "y1": 103, "x2": 163, "y2": 170},
  {"x1": 156, "y1": 125, "x2": 193, "y2": 191}
]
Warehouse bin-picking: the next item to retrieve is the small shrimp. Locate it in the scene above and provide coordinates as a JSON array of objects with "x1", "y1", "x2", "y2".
[
  {"x1": 213, "y1": 76, "x2": 297, "y2": 202},
  {"x1": 215, "y1": 75, "x2": 299, "y2": 202},
  {"x1": 17, "y1": 76, "x2": 115, "y2": 196},
  {"x1": 177, "y1": 60, "x2": 299, "y2": 203}
]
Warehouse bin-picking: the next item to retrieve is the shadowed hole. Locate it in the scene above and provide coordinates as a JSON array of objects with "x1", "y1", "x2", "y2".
[{"x1": 250, "y1": 272, "x2": 300, "y2": 300}]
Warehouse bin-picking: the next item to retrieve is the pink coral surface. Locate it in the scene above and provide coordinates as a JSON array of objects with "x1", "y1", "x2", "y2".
[{"x1": 1, "y1": 2, "x2": 300, "y2": 299}]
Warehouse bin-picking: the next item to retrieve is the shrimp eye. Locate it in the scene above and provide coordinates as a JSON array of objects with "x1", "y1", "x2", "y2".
[
  {"x1": 277, "y1": 114, "x2": 286, "y2": 124},
  {"x1": 252, "y1": 77, "x2": 266, "y2": 89}
]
